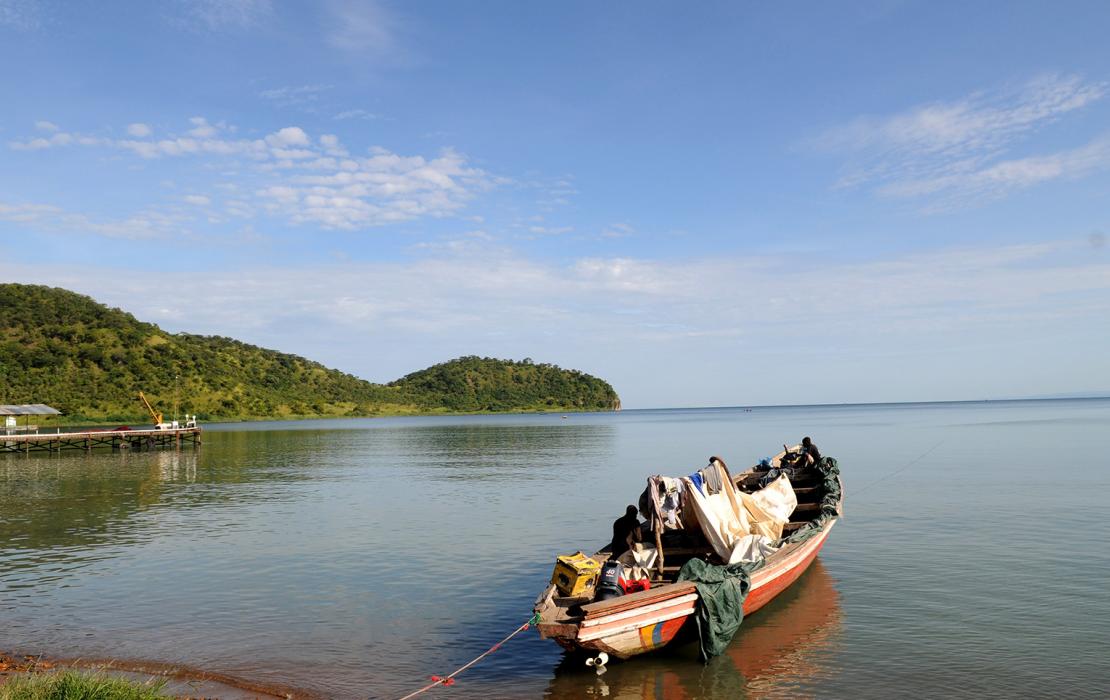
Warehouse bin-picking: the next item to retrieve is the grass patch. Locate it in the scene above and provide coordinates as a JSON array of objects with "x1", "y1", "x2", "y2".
[{"x1": 0, "y1": 671, "x2": 167, "y2": 700}]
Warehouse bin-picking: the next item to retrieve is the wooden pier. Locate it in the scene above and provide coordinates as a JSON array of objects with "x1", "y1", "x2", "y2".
[{"x1": 0, "y1": 426, "x2": 201, "y2": 453}]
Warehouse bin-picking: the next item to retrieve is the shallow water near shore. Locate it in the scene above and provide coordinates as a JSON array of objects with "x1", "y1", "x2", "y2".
[{"x1": 3, "y1": 399, "x2": 1109, "y2": 698}]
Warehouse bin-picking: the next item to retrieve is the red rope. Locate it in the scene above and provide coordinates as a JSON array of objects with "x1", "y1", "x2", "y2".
[{"x1": 394, "y1": 615, "x2": 539, "y2": 700}]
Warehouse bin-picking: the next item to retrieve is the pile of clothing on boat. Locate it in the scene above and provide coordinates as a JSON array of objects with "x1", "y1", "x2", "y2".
[{"x1": 639, "y1": 457, "x2": 797, "y2": 566}]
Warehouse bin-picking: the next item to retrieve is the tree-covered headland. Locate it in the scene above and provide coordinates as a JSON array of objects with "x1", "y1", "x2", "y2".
[{"x1": 0, "y1": 284, "x2": 620, "y2": 423}]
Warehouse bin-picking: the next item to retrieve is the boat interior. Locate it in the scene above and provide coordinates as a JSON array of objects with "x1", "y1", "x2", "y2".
[{"x1": 608, "y1": 456, "x2": 831, "y2": 583}]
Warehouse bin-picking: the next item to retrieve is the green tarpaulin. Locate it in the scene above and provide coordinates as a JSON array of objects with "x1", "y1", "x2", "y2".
[{"x1": 676, "y1": 558, "x2": 757, "y2": 661}]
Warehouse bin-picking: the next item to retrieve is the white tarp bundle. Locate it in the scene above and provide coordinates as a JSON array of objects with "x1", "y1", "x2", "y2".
[
  {"x1": 616, "y1": 543, "x2": 659, "y2": 580},
  {"x1": 739, "y1": 474, "x2": 797, "y2": 541},
  {"x1": 680, "y1": 460, "x2": 797, "y2": 565}
]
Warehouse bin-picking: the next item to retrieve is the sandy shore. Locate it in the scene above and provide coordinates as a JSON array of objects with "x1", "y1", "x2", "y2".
[{"x1": 0, "y1": 651, "x2": 317, "y2": 699}]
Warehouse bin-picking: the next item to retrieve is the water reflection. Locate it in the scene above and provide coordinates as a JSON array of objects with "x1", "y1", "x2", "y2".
[
  {"x1": 544, "y1": 559, "x2": 842, "y2": 699},
  {"x1": 0, "y1": 450, "x2": 197, "y2": 552},
  {"x1": 391, "y1": 424, "x2": 617, "y2": 482}
]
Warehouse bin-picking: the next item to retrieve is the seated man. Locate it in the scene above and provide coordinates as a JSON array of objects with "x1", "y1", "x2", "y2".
[
  {"x1": 609, "y1": 505, "x2": 642, "y2": 559},
  {"x1": 801, "y1": 436, "x2": 821, "y2": 466},
  {"x1": 761, "y1": 437, "x2": 820, "y2": 488}
]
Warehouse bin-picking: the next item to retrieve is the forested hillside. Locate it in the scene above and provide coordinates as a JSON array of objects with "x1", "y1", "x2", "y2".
[
  {"x1": 0, "y1": 284, "x2": 619, "y2": 422},
  {"x1": 392, "y1": 356, "x2": 620, "y2": 412}
]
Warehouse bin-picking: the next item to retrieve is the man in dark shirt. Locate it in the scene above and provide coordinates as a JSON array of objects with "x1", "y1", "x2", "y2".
[
  {"x1": 801, "y1": 436, "x2": 821, "y2": 465},
  {"x1": 610, "y1": 505, "x2": 642, "y2": 559}
]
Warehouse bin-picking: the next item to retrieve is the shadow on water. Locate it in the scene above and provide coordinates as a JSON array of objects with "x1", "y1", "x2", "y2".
[{"x1": 544, "y1": 559, "x2": 843, "y2": 700}]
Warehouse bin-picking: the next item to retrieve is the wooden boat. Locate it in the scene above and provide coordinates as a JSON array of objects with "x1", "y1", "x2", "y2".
[
  {"x1": 534, "y1": 452, "x2": 843, "y2": 660},
  {"x1": 542, "y1": 558, "x2": 843, "y2": 699}
]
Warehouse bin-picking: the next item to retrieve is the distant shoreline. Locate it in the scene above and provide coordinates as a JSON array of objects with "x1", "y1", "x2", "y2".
[
  {"x1": 26, "y1": 394, "x2": 1108, "y2": 430},
  {"x1": 28, "y1": 405, "x2": 613, "y2": 429},
  {"x1": 640, "y1": 395, "x2": 1110, "y2": 412}
]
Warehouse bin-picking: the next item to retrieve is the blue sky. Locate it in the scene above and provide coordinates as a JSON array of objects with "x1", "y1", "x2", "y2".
[{"x1": 2, "y1": 1, "x2": 1108, "y2": 407}]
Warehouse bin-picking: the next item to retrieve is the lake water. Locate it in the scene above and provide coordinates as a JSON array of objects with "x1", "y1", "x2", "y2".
[{"x1": 2, "y1": 400, "x2": 1109, "y2": 699}]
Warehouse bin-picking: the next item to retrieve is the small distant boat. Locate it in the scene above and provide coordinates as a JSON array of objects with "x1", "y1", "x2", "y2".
[{"x1": 534, "y1": 447, "x2": 843, "y2": 660}]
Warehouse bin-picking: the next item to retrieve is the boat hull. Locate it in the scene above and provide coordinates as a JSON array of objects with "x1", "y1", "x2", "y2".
[{"x1": 538, "y1": 521, "x2": 836, "y2": 659}]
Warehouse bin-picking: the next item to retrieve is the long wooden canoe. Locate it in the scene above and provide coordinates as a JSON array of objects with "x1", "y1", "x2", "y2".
[{"x1": 534, "y1": 456, "x2": 843, "y2": 659}]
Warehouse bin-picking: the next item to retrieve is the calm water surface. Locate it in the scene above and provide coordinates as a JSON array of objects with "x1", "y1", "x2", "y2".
[{"x1": 2, "y1": 400, "x2": 1109, "y2": 698}]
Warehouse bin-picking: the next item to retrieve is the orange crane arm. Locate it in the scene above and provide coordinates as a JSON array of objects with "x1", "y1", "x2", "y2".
[{"x1": 137, "y1": 391, "x2": 163, "y2": 425}]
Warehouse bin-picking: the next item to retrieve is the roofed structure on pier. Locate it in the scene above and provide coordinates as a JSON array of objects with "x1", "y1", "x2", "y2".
[{"x1": 0, "y1": 404, "x2": 62, "y2": 416}]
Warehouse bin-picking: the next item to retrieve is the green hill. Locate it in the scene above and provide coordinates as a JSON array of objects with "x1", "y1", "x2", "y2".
[
  {"x1": 392, "y1": 355, "x2": 620, "y2": 412},
  {"x1": 0, "y1": 284, "x2": 620, "y2": 422}
]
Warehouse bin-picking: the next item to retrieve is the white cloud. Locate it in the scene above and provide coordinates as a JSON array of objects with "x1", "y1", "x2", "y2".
[
  {"x1": 7, "y1": 118, "x2": 496, "y2": 230},
  {"x1": 316, "y1": 135, "x2": 349, "y2": 157},
  {"x1": 183, "y1": 194, "x2": 211, "y2": 206},
  {"x1": 10, "y1": 137, "x2": 52, "y2": 151},
  {"x1": 265, "y1": 126, "x2": 310, "y2": 148},
  {"x1": 270, "y1": 147, "x2": 316, "y2": 160},
  {"x1": 813, "y1": 74, "x2": 1108, "y2": 207},
  {"x1": 35, "y1": 120, "x2": 59, "y2": 132},
  {"x1": 188, "y1": 117, "x2": 217, "y2": 138},
  {"x1": 127, "y1": 123, "x2": 153, "y2": 137},
  {"x1": 8, "y1": 132, "x2": 76, "y2": 150}
]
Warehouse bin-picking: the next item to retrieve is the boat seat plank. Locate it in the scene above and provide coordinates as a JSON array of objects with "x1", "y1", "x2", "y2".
[{"x1": 580, "y1": 582, "x2": 697, "y2": 618}]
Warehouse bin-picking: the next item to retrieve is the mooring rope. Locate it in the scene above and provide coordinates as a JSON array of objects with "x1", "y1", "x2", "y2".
[
  {"x1": 394, "y1": 612, "x2": 542, "y2": 700},
  {"x1": 850, "y1": 440, "x2": 944, "y2": 498}
]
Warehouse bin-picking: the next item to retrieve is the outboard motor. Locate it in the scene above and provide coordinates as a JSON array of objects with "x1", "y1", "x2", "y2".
[{"x1": 596, "y1": 560, "x2": 624, "y2": 602}]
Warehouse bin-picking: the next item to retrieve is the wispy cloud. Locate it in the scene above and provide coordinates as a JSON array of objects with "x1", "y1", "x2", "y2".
[
  {"x1": 601, "y1": 223, "x2": 635, "y2": 239},
  {"x1": 126, "y1": 123, "x2": 152, "y2": 138},
  {"x1": 334, "y1": 109, "x2": 382, "y2": 121},
  {"x1": 878, "y1": 135, "x2": 1110, "y2": 206},
  {"x1": 259, "y1": 84, "x2": 333, "y2": 109},
  {"x1": 812, "y1": 74, "x2": 1108, "y2": 207},
  {"x1": 0, "y1": 0, "x2": 40, "y2": 29},
  {"x1": 0, "y1": 201, "x2": 61, "y2": 223},
  {"x1": 527, "y1": 224, "x2": 574, "y2": 236},
  {"x1": 9, "y1": 128, "x2": 101, "y2": 150},
  {"x1": 6, "y1": 117, "x2": 497, "y2": 231},
  {"x1": 2, "y1": 238, "x2": 1106, "y2": 397},
  {"x1": 324, "y1": 0, "x2": 399, "y2": 55},
  {"x1": 177, "y1": 0, "x2": 272, "y2": 30},
  {"x1": 0, "y1": 200, "x2": 187, "y2": 239}
]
